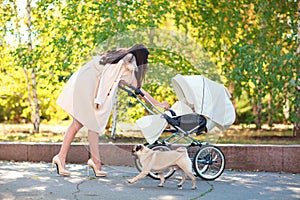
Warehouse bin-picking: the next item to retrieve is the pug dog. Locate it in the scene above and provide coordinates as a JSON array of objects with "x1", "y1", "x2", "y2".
[{"x1": 128, "y1": 144, "x2": 197, "y2": 190}]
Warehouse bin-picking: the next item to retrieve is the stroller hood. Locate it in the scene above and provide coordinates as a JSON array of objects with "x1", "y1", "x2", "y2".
[{"x1": 172, "y1": 74, "x2": 236, "y2": 130}]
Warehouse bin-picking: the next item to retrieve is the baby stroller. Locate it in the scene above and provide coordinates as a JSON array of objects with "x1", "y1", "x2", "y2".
[{"x1": 119, "y1": 74, "x2": 236, "y2": 181}]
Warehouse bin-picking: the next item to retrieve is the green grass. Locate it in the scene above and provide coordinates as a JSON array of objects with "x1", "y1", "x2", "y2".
[{"x1": 0, "y1": 123, "x2": 299, "y2": 145}]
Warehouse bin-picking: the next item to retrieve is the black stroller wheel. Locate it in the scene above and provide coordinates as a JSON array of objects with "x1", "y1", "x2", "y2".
[
  {"x1": 134, "y1": 144, "x2": 176, "y2": 180},
  {"x1": 193, "y1": 145, "x2": 225, "y2": 180}
]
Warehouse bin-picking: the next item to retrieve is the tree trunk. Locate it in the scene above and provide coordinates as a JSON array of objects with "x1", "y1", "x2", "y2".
[
  {"x1": 13, "y1": 0, "x2": 34, "y2": 125},
  {"x1": 294, "y1": 91, "x2": 300, "y2": 137},
  {"x1": 293, "y1": 1, "x2": 300, "y2": 137},
  {"x1": 31, "y1": 67, "x2": 40, "y2": 133},
  {"x1": 252, "y1": 97, "x2": 262, "y2": 130},
  {"x1": 229, "y1": 83, "x2": 238, "y2": 124},
  {"x1": 256, "y1": 102, "x2": 262, "y2": 130},
  {"x1": 267, "y1": 93, "x2": 272, "y2": 128},
  {"x1": 26, "y1": 0, "x2": 40, "y2": 133}
]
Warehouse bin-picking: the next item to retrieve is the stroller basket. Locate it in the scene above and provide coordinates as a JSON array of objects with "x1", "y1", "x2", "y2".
[{"x1": 165, "y1": 113, "x2": 207, "y2": 135}]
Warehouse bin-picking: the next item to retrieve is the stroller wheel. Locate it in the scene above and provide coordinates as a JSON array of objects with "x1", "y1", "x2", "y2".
[
  {"x1": 193, "y1": 145, "x2": 225, "y2": 180},
  {"x1": 134, "y1": 144, "x2": 175, "y2": 180}
]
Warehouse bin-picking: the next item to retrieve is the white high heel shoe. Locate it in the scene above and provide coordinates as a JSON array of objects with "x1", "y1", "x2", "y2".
[
  {"x1": 52, "y1": 155, "x2": 70, "y2": 176},
  {"x1": 87, "y1": 159, "x2": 107, "y2": 177}
]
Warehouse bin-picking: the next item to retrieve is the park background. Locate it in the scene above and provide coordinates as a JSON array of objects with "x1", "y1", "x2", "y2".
[{"x1": 0, "y1": 0, "x2": 299, "y2": 144}]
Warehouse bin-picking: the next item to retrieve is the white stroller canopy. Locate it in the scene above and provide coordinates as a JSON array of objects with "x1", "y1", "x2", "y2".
[
  {"x1": 172, "y1": 74, "x2": 236, "y2": 130},
  {"x1": 136, "y1": 74, "x2": 236, "y2": 144}
]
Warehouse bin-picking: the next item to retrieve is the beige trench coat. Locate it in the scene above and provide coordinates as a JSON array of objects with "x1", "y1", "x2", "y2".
[{"x1": 57, "y1": 55, "x2": 137, "y2": 134}]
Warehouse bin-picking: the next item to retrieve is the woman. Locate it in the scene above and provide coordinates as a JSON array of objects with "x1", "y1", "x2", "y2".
[{"x1": 52, "y1": 44, "x2": 170, "y2": 177}]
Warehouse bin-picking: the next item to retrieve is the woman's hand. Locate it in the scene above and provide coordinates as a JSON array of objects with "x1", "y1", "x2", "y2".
[
  {"x1": 158, "y1": 101, "x2": 170, "y2": 110},
  {"x1": 119, "y1": 80, "x2": 129, "y2": 87}
]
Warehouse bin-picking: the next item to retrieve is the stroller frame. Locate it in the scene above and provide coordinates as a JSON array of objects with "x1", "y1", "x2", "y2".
[{"x1": 119, "y1": 83, "x2": 226, "y2": 181}]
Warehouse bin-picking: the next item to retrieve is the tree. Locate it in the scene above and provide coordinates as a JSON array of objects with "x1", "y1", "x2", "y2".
[
  {"x1": 0, "y1": 0, "x2": 299, "y2": 135},
  {"x1": 25, "y1": 0, "x2": 40, "y2": 132},
  {"x1": 293, "y1": 0, "x2": 300, "y2": 137},
  {"x1": 171, "y1": 0, "x2": 299, "y2": 131}
]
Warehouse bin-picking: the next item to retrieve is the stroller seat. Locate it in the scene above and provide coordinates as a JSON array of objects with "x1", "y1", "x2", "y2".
[{"x1": 171, "y1": 113, "x2": 207, "y2": 136}]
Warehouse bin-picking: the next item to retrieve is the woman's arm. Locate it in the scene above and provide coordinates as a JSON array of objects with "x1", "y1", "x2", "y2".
[
  {"x1": 118, "y1": 80, "x2": 170, "y2": 110},
  {"x1": 140, "y1": 88, "x2": 170, "y2": 110}
]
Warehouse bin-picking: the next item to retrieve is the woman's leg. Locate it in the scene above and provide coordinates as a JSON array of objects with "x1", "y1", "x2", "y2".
[
  {"x1": 56, "y1": 118, "x2": 83, "y2": 167},
  {"x1": 88, "y1": 130, "x2": 102, "y2": 170}
]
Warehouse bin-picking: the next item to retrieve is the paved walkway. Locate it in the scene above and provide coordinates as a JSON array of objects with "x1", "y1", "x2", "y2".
[{"x1": 0, "y1": 161, "x2": 299, "y2": 200}]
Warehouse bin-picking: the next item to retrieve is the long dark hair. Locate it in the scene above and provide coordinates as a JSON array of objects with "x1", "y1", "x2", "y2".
[{"x1": 99, "y1": 44, "x2": 149, "y2": 88}]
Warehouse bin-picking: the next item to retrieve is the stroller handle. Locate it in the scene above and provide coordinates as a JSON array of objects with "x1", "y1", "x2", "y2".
[
  {"x1": 118, "y1": 82, "x2": 177, "y2": 116},
  {"x1": 118, "y1": 81, "x2": 144, "y2": 97},
  {"x1": 118, "y1": 83, "x2": 136, "y2": 98},
  {"x1": 169, "y1": 109, "x2": 177, "y2": 116},
  {"x1": 129, "y1": 86, "x2": 145, "y2": 97}
]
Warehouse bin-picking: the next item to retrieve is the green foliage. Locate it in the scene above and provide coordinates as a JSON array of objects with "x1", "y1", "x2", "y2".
[
  {"x1": 172, "y1": 0, "x2": 298, "y2": 128},
  {"x1": 0, "y1": 0, "x2": 299, "y2": 133}
]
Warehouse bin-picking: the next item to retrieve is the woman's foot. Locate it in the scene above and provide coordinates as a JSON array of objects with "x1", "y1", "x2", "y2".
[
  {"x1": 52, "y1": 155, "x2": 70, "y2": 176},
  {"x1": 87, "y1": 159, "x2": 107, "y2": 177}
]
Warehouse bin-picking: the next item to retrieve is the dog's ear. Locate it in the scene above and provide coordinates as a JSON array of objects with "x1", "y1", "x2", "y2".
[
  {"x1": 136, "y1": 145, "x2": 143, "y2": 152},
  {"x1": 136, "y1": 145, "x2": 142, "y2": 151}
]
